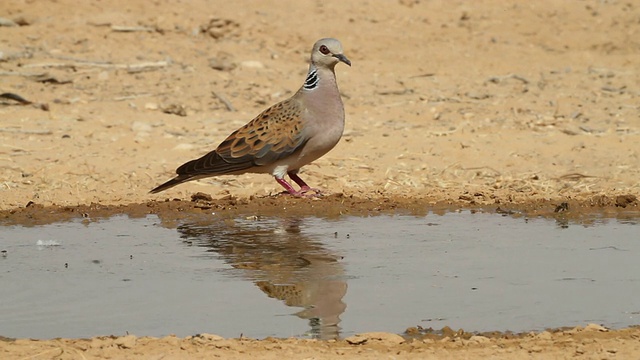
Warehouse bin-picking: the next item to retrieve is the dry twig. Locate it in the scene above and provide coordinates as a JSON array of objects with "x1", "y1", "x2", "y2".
[
  {"x1": 22, "y1": 60, "x2": 169, "y2": 73},
  {"x1": 212, "y1": 91, "x2": 235, "y2": 111}
]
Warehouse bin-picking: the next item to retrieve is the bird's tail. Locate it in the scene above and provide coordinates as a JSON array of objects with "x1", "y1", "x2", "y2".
[{"x1": 149, "y1": 175, "x2": 193, "y2": 194}]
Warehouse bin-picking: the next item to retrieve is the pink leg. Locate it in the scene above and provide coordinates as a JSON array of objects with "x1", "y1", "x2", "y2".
[
  {"x1": 275, "y1": 177, "x2": 301, "y2": 196},
  {"x1": 288, "y1": 171, "x2": 322, "y2": 195}
]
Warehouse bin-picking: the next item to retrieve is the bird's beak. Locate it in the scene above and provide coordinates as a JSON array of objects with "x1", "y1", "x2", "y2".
[{"x1": 333, "y1": 53, "x2": 351, "y2": 66}]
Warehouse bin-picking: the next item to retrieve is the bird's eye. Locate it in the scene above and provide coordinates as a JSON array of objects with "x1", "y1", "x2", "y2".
[{"x1": 319, "y1": 45, "x2": 330, "y2": 55}]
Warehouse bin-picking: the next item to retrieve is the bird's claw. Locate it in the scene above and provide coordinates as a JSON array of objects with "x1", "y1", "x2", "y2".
[
  {"x1": 299, "y1": 186, "x2": 323, "y2": 196},
  {"x1": 282, "y1": 187, "x2": 323, "y2": 198}
]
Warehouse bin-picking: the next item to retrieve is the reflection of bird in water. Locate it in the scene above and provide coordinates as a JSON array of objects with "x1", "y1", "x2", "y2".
[{"x1": 175, "y1": 217, "x2": 347, "y2": 339}]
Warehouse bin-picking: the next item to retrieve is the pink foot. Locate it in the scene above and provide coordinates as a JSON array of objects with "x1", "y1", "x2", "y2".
[
  {"x1": 288, "y1": 171, "x2": 323, "y2": 196},
  {"x1": 299, "y1": 186, "x2": 323, "y2": 196},
  {"x1": 275, "y1": 177, "x2": 322, "y2": 198}
]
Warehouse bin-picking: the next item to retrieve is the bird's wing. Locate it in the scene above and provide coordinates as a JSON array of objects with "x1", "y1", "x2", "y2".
[{"x1": 176, "y1": 98, "x2": 308, "y2": 176}]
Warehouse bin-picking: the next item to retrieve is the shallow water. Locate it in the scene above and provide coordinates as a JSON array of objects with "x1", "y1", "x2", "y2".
[{"x1": 0, "y1": 211, "x2": 638, "y2": 340}]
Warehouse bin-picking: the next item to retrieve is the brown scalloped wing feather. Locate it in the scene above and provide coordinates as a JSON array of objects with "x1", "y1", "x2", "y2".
[{"x1": 176, "y1": 98, "x2": 307, "y2": 177}]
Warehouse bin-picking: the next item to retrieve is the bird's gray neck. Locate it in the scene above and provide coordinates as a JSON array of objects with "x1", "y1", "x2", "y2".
[
  {"x1": 303, "y1": 66, "x2": 320, "y2": 90},
  {"x1": 302, "y1": 64, "x2": 337, "y2": 91}
]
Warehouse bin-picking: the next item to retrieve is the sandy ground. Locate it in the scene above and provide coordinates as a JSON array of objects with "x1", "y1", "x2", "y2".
[{"x1": 1, "y1": 0, "x2": 639, "y2": 358}]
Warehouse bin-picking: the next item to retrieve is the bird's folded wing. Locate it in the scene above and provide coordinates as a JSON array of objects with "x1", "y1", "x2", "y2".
[{"x1": 176, "y1": 98, "x2": 308, "y2": 176}]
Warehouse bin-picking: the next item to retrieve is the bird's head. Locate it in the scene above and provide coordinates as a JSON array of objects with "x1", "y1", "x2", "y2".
[{"x1": 311, "y1": 38, "x2": 351, "y2": 68}]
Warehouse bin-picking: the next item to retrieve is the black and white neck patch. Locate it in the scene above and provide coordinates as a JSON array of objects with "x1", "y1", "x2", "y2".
[{"x1": 303, "y1": 68, "x2": 319, "y2": 90}]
